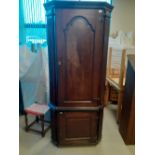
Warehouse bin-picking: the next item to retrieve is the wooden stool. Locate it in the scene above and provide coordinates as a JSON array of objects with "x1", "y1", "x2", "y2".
[{"x1": 24, "y1": 103, "x2": 50, "y2": 137}]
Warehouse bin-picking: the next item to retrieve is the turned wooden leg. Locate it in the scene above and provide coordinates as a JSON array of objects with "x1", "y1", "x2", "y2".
[
  {"x1": 25, "y1": 113, "x2": 28, "y2": 131},
  {"x1": 41, "y1": 115, "x2": 45, "y2": 137}
]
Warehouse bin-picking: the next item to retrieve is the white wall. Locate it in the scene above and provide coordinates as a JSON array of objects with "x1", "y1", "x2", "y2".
[{"x1": 110, "y1": 0, "x2": 135, "y2": 34}]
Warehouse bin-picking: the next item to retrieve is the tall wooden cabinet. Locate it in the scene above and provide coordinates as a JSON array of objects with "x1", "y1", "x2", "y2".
[{"x1": 44, "y1": 0, "x2": 113, "y2": 146}]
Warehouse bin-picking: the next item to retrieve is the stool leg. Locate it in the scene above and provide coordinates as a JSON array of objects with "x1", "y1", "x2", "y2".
[
  {"x1": 41, "y1": 115, "x2": 45, "y2": 137},
  {"x1": 36, "y1": 116, "x2": 39, "y2": 123},
  {"x1": 25, "y1": 113, "x2": 28, "y2": 131}
]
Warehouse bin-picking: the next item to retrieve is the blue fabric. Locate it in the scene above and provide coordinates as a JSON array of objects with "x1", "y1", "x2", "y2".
[{"x1": 48, "y1": 103, "x2": 56, "y2": 110}]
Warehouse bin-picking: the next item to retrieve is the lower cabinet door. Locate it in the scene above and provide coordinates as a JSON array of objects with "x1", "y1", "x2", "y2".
[{"x1": 57, "y1": 111, "x2": 99, "y2": 146}]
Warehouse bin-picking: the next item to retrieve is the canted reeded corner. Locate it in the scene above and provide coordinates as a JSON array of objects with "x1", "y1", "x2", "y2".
[{"x1": 24, "y1": 103, "x2": 50, "y2": 137}]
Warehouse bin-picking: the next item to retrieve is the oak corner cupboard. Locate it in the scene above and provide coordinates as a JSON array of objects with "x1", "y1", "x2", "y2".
[{"x1": 44, "y1": 0, "x2": 113, "y2": 146}]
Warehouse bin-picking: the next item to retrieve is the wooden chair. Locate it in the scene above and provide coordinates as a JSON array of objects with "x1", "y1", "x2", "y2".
[
  {"x1": 105, "y1": 47, "x2": 127, "y2": 123},
  {"x1": 24, "y1": 103, "x2": 50, "y2": 137}
]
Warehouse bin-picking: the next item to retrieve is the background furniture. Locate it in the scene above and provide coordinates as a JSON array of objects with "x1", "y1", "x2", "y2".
[
  {"x1": 44, "y1": 0, "x2": 113, "y2": 146},
  {"x1": 104, "y1": 31, "x2": 135, "y2": 122},
  {"x1": 24, "y1": 103, "x2": 50, "y2": 137},
  {"x1": 119, "y1": 55, "x2": 135, "y2": 144},
  {"x1": 106, "y1": 47, "x2": 126, "y2": 122}
]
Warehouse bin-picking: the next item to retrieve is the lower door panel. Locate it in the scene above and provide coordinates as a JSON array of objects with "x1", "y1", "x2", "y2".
[{"x1": 57, "y1": 111, "x2": 100, "y2": 146}]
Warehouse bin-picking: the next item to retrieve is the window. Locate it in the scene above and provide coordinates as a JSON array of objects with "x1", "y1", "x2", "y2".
[
  {"x1": 21, "y1": 0, "x2": 47, "y2": 44},
  {"x1": 23, "y1": 0, "x2": 46, "y2": 25}
]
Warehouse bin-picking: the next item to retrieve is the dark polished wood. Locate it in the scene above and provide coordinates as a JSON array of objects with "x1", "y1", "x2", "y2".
[
  {"x1": 45, "y1": 0, "x2": 113, "y2": 146},
  {"x1": 119, "y1": 55, "x2": 135, "y2": 145},
  {"x1": 44, "y1": 1, "x2": 113, "y2": 10},
  {"x1": 57, "y1": 112, "x2": 99, "y2": 146}
]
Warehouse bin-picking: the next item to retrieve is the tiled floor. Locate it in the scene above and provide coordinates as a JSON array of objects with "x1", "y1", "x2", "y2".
[{"x1": 19, "y1": 105, "x2": 135, "y2": 155}]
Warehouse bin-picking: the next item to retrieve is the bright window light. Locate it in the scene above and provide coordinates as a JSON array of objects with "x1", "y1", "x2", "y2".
[{"x1": 23, "y1": 0, "x2": 46, "y2": 24}]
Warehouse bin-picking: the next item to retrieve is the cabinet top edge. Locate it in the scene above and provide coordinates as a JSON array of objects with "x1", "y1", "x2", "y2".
[{"x1": 44, "y1": 1, "x2": 113, "y2": 11}]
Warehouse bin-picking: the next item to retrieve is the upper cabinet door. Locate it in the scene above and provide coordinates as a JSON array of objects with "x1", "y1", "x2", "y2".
[{"x1": 56, "y1": 9, "x2": 105, "y2": 107}]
